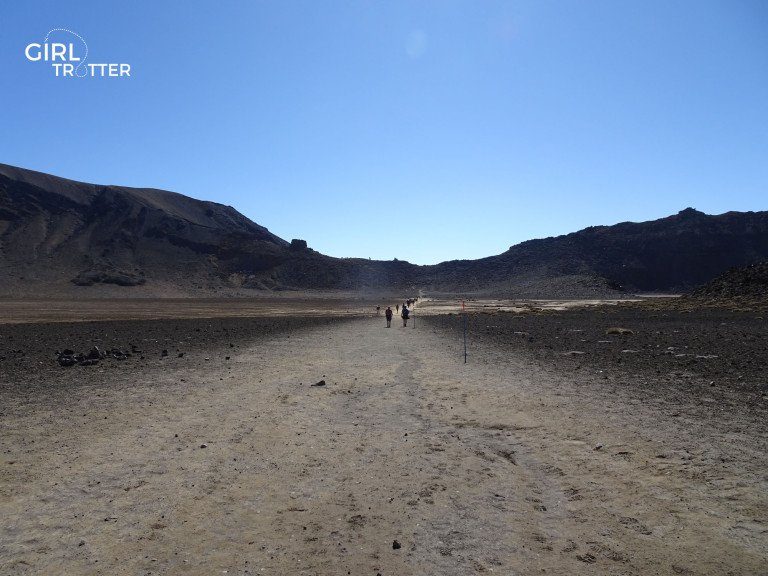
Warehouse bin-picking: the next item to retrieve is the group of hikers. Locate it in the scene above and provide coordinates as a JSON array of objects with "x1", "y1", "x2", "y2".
[{"x1": 376, "y1": 298, "x2": 417, "y2": 328}]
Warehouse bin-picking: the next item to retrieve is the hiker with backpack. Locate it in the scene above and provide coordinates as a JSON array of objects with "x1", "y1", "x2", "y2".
[
  {"x1": 385, "y1": 306, "x2": 393, "y2": 327},
  {"x1": 401, "y1": 305, "x2": 410, "y2": 327}
]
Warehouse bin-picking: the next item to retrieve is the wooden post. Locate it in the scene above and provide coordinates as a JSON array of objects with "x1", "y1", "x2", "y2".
[{"x1": 462, "y1": 300, "x2": 467, "y2": 364}]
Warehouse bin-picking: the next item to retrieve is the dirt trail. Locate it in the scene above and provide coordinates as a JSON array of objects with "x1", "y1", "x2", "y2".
[{"x1": 1, "y1": 316, "x2": 765, "y2": 575}]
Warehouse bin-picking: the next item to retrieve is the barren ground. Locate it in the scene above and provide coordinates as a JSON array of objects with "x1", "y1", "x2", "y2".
[{"x1": 1, "y1": 301, "x2": 766, "y2": 575}]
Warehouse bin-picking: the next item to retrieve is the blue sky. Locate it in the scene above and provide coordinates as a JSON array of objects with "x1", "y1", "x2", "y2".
[{"x1": 1, "y1": 1, "x2": 767, "y2": 264}]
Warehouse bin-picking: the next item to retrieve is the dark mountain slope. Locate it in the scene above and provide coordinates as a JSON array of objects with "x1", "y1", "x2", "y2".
[
  {"x1": 0, "y1": 164, "x2": 298, "y2": 294},
  {"x1": 1, "y1": 163, "x2": 766, "y2": 297},
  {"x1": 687, "y1": 261, "x2": 768, "y2": 305},
  {"x1": 0, "y1": 164, "x2": 428, "y2": 295},
  {"x1": 426, "y1": 208, "x2": 768, "y2": 294}
]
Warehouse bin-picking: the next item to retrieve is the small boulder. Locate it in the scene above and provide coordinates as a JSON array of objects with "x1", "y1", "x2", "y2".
[
  {"x1": 58, "y1": 354, "x2": 77, "y2": 367},
  {"x1": 606, "y1": 327, "x2": 634, "y2": 335},
  {"x1": 108, "y1": 349, "x2": 130, "y2": 361},
  {"x1": 86, "y1": 347, "x2": 103, "y2": 360}
]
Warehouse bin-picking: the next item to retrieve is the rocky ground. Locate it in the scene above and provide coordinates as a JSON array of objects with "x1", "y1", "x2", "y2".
[
  {"x1": 1, "y1": 303, "x2": 766, "y2": 575},
  {"x1": 425, "y1": 303, "x2": 768, "y2": 403},
  {"x1": 0, "y1": 316, "x2": 344, "y2": 392},
  {"x1": 683, "y1": 261, "x2": 768, "y2": 310}
]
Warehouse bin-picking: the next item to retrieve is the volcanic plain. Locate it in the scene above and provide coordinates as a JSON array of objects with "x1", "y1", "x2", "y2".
[{"x1": 1, "y1": 297, "x2": 766, "y2": 575}]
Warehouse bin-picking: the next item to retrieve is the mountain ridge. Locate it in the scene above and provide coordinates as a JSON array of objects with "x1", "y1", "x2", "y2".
[{"x1": 1, "y1": 163, "x2": 767, "y2": 297}]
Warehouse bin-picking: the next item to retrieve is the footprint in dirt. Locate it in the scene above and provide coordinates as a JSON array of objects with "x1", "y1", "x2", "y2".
[
  {"x1": 619, "y1": 516, "x2": 652, "y2": 535},
  {"x1": 563, "y1": 487, "x2": 583, "y2": 501}
]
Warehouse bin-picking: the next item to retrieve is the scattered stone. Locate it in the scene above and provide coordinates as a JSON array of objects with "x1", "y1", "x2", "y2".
[
  {"x1": 392, "y1": 540, "x2": 402, "y2": 550},
  {"x1": 200, "y1": 444, "x2": 208, "y2": 449},
  {"x1": 161, "y1": 349, "x2": 169, "y2": 357},
  {"x1": 594, "y1": 444, "x2": 603, "y2": 450},
  {"x1": 606, "y1": 327, "x2": 634, "y2": 335},
  {"x1": 312, "y1": 380, "x2": 326, "y2": 387},
  {"x1": 57, "y1": 346, "x2": 132, "y2": 366},
  {"x1": 178, "y1": 352, "x2": 184, "y2": 358},
  {"x1": 58, "y1": 354, "x2": 78, "y2": 367},
  {"x1": 86, "y1": 347, "x2": 103, "y2": 360},
  {"x1": 108, "y1": 348, "x2": 130, "y2": 360}
]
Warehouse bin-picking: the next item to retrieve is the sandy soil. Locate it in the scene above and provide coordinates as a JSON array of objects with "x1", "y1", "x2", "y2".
[
  {"x1": 1, "y1": 309, "x2": 766, "y2": 575},
  {"x1": 415, "y1": 297, "x2": 639, "y2": 315},
  {"x1": 0, "y1": 296, "x2": 394, "y2": 324},
  {"x1": 0, "y1": 296, "x2": 633, "y2": 325}
]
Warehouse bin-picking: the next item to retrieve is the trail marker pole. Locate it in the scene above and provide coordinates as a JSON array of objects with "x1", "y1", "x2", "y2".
[{"x1": 462, "y1": 300, "x2": 467, "y2": 364}]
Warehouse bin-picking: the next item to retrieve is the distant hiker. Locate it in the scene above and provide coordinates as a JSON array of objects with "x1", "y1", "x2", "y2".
[
  {"x1": 376, "y1": 305, "x2": 381, "y2": 315},
  {"x1": 401, "y1": 305, "x2": 410, "y2": 327},
  {"x1": 396, "y1": 304, "x2": 399, "y2": 313},
  {"x1": 385, "y1": 306, "x2": 393, "y2": 327}
]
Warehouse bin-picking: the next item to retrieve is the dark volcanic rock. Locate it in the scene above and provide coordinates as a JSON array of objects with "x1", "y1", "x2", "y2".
[
  {"x1": 423, "y1": 306, "x2": 767, "y2": 400},
  {"x1": 86, "y1": 347, "x2": 103, "y2": 360},
  {"x1": 57, "y1": 354, "x2": 77, "y2": 367},
  {"x1": 3, "y1": 316, "x2": 347, "y2": 392},
  {"x1": 72, "y1": 269, "x2": 146, "y2": 287},
  {"x1": 687, "y1": 261, "x2": 768, "y2": 306}
]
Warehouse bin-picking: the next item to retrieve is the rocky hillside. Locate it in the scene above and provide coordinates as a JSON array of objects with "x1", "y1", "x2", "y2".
[
  {"x1": 0, "y1": 163, "x2": 285, "y2": 295},
  {"x1": 687, "y1": 262, "x2": 768, "y2": 305},
  {"x1": 1, "y1": 163, "x2": 766, "y2": 297},
  {"x1": 425, "y1": 208, "x2": 768, "y2": 295},
  {"x1": 0, "y1": 163, "x2": 412, "y2": 296}
]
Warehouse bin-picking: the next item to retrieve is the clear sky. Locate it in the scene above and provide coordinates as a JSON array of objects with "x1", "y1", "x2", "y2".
[{"x1": 1, "y1": 1, "x2": 767, "y2": 264}]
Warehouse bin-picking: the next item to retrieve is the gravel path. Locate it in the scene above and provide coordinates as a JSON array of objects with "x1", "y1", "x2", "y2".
[{"x1": 1, "y1": 315, "x2": 765, "y2": 575}]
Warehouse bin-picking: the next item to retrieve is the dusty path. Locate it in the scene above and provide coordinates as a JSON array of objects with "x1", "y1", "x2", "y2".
[{"x1": 1, "y1": 316, "x2": 765, "y2": 575}]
